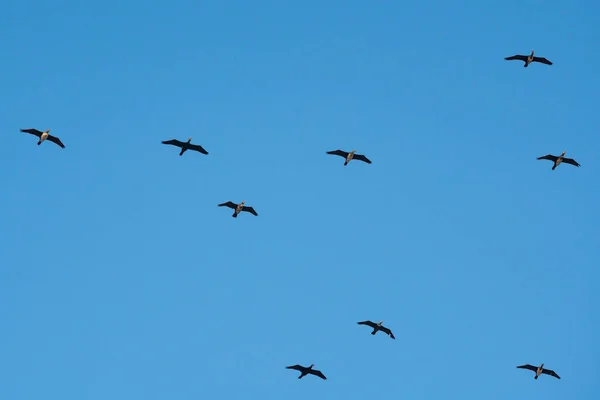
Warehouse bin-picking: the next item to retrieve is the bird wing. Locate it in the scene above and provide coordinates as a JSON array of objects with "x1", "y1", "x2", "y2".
[
  {"x1": 379, "y1": 326, "x2": 395, "y2": 339},
  {"x1": 517, "y1": 364, "x2": 538, "y2": 372},
  {"x1": 357, "y1": 320, "x2": 377, "y2": 328},
  {"x1": 47, "y1": 135, "x2": 65, "y2": 148},
  {"x1": 242, "y1": 206, "x2": 258, "y2": 216},
  {"x1": 310, "y1": 369, "x2": 327, "y2": 380},
  {"x1": 353, "y1": 154, "x2": 372, "y2": 164},
  {"x1": 505, "y1": 54, "x2": 528, "y2": 62},
  {"x1": 537, "y1": 154, "x2": 558, "y2": 162},
  {"x1": 188, "y1": 143, "x2": 208, "y2": 155},
  {"x1": 162, "y1": 139, "x2": 184, "y2": 147},
  {"x1": 285, "y1": 365, "x2": 305, "y2": 372},
  {"x1": 541, "y1": 368, "x2": 560, "y2": 379},
  {"x1": 533, "y1": 57, "x2": 553, "y2": 65},
  {"x1": 20, "y1": 128, "x2": 43, "y2": 137},
  {"x1": 327, "y1": 149, "x2": 349, "y2": 158},
  {"x1": 218, "y1": 201, "x2": 237, "y2": 209},
  {"x1": 561, "y1": 157, "x2": 580, "y2": 167}
]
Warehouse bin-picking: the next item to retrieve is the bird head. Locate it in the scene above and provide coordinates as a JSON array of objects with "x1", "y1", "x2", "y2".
[
  {"x1": 46, "y1": 129, "x2": 51, "y2": 133},
  {"x1": 351, "y1": 149, "x2": 357, "y2": 154},
  {"x1": 241, "y1": 200, "x2": 245, "y2": 205},
  {"x1": 379, "y1": 320, "x2": 383, "y2": 325},
  {"x1": 540, "y1": 363, "x2": 544, "y2": 368},
  {"x1": 531, "y1": 50, "x2": 535, "y2": 55},
  {"x1": 561, "y1": 150, "x2": 566, "y2": 155},
  {"x1": 188, "y1": 137, "x2": 192, "y2": 142},
  {"x1": 309, "y1": 364, "x2": 314, "y2": 368}
]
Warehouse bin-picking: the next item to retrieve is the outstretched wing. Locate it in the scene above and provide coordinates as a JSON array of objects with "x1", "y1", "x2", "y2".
[
  {"x1": 505, "y1": 54, "x2": 528, "y2": 62},
  {"x1": 188, "y1": 143, "x2": 208, "y2": 155},
  {"x1": 533, "y1": 57, "x2": 553, "y2": 65},
  {"x1": 218, "y1": 201, "x2": 237, "y2": 209},
  {"x1": 47, "y1": 135, "x2": 65, "y2": 148},
  {"x1": 310, "y1": 369, "x2": 327, "y2": 380},
  {"x1": 20, "y1": 128, "x2": 43, "y2": 137},
  {"x1": 353, "y1": 154, "x2": 372, "y2": 164},
  {"x1": 541, "y1": 368, "x2": 560, "y2": 379},
  {"x1": 537, "y1": 154, "x2": 558, "y2": 162},
  {"x1": 561, "y1": 157, "x2": 580, "y2": 167},
  {"x1": 242, "y1": 206, "x2": 258, "y2": 216},
  {"x1": 517, "y1": 364, "x2": 538, "y2": 372},
  {"x1": 357, "y1": 320, "x2": 377, "y2": 328},
  {"x1": 380, "y1": 326, "x2": 395, "y2": 339},
  {"x1": 162, "y1": 139, "x2": 184, "y2": 147},
  {"x1": 327, "y1": 149, "x2": 349, "y2": 158},
  {"x1": 285, "y1": 365, "x2": 304, "y2": 372}
]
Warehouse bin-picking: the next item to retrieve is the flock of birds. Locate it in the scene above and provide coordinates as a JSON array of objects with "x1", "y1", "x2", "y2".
[{"x1": 18, "y1": 49, "x2": 574, "y2": 384}]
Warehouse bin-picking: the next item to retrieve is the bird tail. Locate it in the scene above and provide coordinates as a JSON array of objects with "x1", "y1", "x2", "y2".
[
  {"x1": 371, "y1": 329, "x2": 377, "y2": 335},
  {"x1": 37, "y1": 140, "x2": 41, "y2": 145},
  {"x1": 232, "y1": 212, "x2": 238, "y2": 218},
  {"x1": 179, "y1": 149, "x2": 185, "y2": 156},
  {"x1": 534, "y1": 375, "x2": 538, "y2": 380},
  {"x1": 344, "y1": 161, "x2": 348, "y2": 166},
  {"x1": 552, "y1": 164, "x2": 557, "y2": 170}
]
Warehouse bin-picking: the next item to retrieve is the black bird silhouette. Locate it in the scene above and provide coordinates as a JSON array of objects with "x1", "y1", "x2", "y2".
[
  {"x1": 218, "y1": 201, "x2": 258, "y2": 218},
  {"x1": 326, "y1": 149, "x2": 371, "y2": 166},
  {"x1": 20, "y1": 128, "x2": 65, "y2": 148},
  {"x1": 517, "y1": 363, "x2": 560, "y2": 380},
  {"x1": 537, "y1": 151, "x2": 580, "y2": 170},
  {"x1": 162, "y1": 137, "x2": 208, "y2": 156},
  {"x1": 285, "y1": 364, "x2": 327, "y2": 380},
  {"x1": 357, "y1": 320, "x2": 395, "y2": 339},
  {"x1": 505, "y1": 50, "x2": 552, "y2": 67}
]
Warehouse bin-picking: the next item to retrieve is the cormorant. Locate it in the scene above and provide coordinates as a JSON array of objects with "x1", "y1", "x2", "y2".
[
  {"x1": 326, "y1": 149, "x2": 371, "y2": 166},
  {"x1": 537, "y1": 151, "x2": 580, "y2": 170},
  {"x1": 357, "y1": 320, "x2": 395, "y2": 339},
  {"x1": 20, "y1": 128, "x2": 65, "y2": 148},
  {"x1": 162, "y1": 137, "x2": 208, "y2": 156},
  {"x1": 505, "y1": 50, "x2": 552, "y2": 67},
  {"x1": 218, "y1": 201, "x2": 258, "y2": 218},
  {"x1": 517, "y1": 363, "x2": 560, "y2": 380},
  {"x1": 285, "y1": 364, "x2": 327, "y2": 380}
]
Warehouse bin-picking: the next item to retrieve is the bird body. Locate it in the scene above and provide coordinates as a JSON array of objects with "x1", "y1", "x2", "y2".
[
  {"x1": 517, "y1": 363, "x2": 560, "y2": 380},
  {"x1": 162, "y1": 137, "x2": 208, "y2": 156},
  {"x1": 326, "y1": 149, "x2": 371, "y2": 166},
  {"x1": 218, "y1": 200, "x2": 258, "y2": 218},
  {"x1": 346, "y1": 150, "x2": 356, "y2": 165},
  {"x1": 505, "y1": 50, "x2": 552, "y2": 67},
  {"x1": 20, "y1": 128, "x2": 65, "y2": 148},
  {"x1": 285, "y1": 364, "x2": 327, "y2": 380},
  {"x1": 357, "y1": 320, "x2": 395, "y2": 339},
  {"x1": 537, "y1": 150, "x2": 580, "y2": 170}
]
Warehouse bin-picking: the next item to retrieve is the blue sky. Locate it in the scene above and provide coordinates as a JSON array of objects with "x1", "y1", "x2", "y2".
[{"x1": 2, "y1": 0, "x2": 599, "y2": 399}]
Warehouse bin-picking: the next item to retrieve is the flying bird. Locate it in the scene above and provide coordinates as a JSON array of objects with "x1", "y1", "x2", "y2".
[
  {"x1": 537, "y1": 151, "x2": 580, "y2": 170},
  {"x1": 505, "y1": 50, "x2": 552, "y2": 67},
  {"x1": 326, "y1": 149, "x2": 371, "y2": 166},
  {"x1": 357, "y1": 320, "x2": 395, "y2": 339},
  {"x1": 218, "y1": 201, "x2": 258, "y2": 218},
  {"x1": 517, "y1": 363, "x2": 560, "y2": 380},
  {"x1": 285, "y1": 364, "x2": 327, "y2": 380},
  {"x1": 162, "y1": 137, "x2": 208, "y2": 156},
  {"x1": 20, "y1": 128, "x2": 65, "y2": 148}
]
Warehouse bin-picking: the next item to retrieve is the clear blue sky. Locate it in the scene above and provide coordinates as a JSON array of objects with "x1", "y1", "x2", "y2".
[{"x1": 2, "y1": 1, "x2": 599, "y2": 399}]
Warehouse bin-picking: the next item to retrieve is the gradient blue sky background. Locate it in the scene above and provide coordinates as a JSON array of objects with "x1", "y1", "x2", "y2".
[{"x1": 2, "y1": 1, "x2": 599, "y2": 399}]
